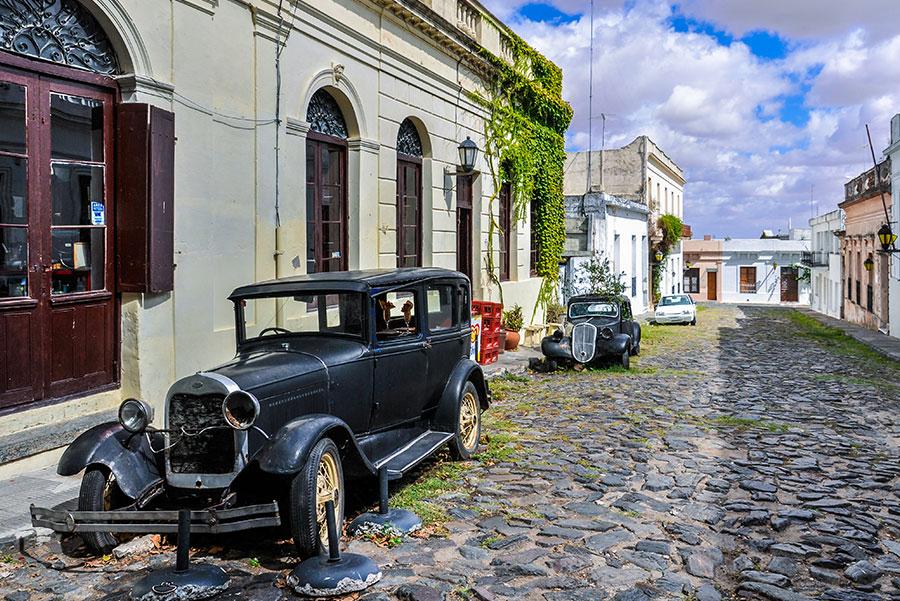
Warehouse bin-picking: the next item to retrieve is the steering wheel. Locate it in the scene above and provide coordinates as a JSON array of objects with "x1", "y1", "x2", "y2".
[{"x1": 259, "y1": 327, "x2": 291, "y2": 337}]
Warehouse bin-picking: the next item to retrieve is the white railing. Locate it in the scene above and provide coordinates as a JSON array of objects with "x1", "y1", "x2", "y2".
[{"x1": 456, "y1": 0, "x2": 481, "y2": 39}]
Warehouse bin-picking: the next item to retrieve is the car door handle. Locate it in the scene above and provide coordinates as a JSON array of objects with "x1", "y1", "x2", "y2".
[{"x1": 422, "y1": 339, "x2": 432, "y2": 350}]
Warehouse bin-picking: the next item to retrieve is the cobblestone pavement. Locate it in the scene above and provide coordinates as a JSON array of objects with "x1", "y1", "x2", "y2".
[{"x1": 1, "y1": 305, "x2": 899, "y2": 601}]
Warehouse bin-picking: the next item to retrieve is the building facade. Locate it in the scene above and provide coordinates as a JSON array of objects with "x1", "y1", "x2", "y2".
[
  {"x1": 561, "y1": 192, "x2": 650, "y2": 314},
  {"x1": 682, "y1": 236, "x2": 723, "y2": 302},
  {"x1": 0, "y1": 0, "x2": 561, "y2": 470},
  {"x1": 805, "y1": 209, "x2": 844, "y2": 319},
  {"x1": 683, "y1": 234, "x2": 811, "y2": 305},
  {"x1": 886, "y1": 114, "x2": 900, "y2": 338},
  {"x1": 839, "y1": 159, "x2": 892, "y2": 332},
  {"x1": 564, "y1": 137, "x2": 687, "y2": 303}
]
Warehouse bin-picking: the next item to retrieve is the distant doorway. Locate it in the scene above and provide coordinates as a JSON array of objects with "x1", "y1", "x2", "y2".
[
  {"x1": 781, "y1": 267, "x2": 799, "y2": 302},
  {"x1": 707, "y1": 271, "x2": 718, "y2": 301}
]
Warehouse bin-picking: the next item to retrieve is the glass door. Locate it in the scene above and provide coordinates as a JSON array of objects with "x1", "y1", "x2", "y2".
[{"x1": 0, "y1": 66, "x2": 116, "y2": 410}]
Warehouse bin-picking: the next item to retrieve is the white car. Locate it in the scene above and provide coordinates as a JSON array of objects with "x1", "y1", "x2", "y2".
[{"x1": 654, "y1": 294, "x2": 697, "y2": 325}]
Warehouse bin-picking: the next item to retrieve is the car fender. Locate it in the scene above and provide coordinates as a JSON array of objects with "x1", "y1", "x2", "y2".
[
  {"x1": 541, "y1": 336, "x2": 574, "y2": 361},
  {"x1": 632, "y1": 322, "x2": 642, "y2": 344},
  {"x1": 433, "y1": 359, "x2": 490, "y2": 433},
  {"x1": 597, "y1": 333, "x2": 631, "y2": 355},
  {"x1": 58, "y1": 422, "x2": 163, "y2": 500},
  {"x1": 255, "y1": 414, "x2": 376, "y2": 478}
]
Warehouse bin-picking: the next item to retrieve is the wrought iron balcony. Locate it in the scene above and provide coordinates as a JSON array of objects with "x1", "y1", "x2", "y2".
[{"x1": 801, "y1": 251, "x2": 829, "y2": 267}]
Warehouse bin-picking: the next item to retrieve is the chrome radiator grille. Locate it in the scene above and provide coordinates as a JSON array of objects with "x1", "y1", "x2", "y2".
[
  {"x1": 572, "y1": 323, "x2": 597, "y2": 363},
  {"x1": 168, "y1": 393, "x2": 235, "y2": 474}
]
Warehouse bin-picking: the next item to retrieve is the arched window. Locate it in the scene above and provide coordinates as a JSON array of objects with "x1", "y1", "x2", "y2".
[
  {"x1": 396, "y1": 119, "x2": 422, "y2": 267},
  {"x1": 305, "y1": 90, "x2": 348, "y2": 273}
]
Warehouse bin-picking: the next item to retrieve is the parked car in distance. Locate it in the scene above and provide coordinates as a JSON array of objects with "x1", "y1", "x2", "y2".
[
  {"x1": 31, "y1": 268, "x2": 490, "y2": 559},
  {"x1": 539, "y1": 294, "x2": 641, "y2": 369},
  {"x1": 654, "y1": 294, "x2": 697, "y2": 325}
]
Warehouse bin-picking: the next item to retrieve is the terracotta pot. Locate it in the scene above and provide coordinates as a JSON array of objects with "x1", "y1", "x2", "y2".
[{"x1": 504, "y1": 329, "x2": 520, "y2": 350}]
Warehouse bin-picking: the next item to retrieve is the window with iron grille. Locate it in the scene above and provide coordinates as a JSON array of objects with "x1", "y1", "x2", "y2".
[
  {"x1": 867, "y1": 285, "x2": 873, "y2": 313},
  {"x1": 631, "y1": 276, "x2": 637, "y2": 297},
  {"x1": 684, "y1": 268, "x2": 700, "y2": 293},
  {"x1": 530, "y1": 201, "x2": 539, "y2": 277},
  {"x1": 847, "y1": 277, "x2": 852, "y2": 300},
  {"x1": 499, "y1": 183, "x2": 511, "y2": 281},
  {"x1": 856, "y1": 280, "x2": 861, "y2": 305}
]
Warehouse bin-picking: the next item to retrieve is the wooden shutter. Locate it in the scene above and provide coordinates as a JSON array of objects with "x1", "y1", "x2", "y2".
[
  {"x1": 117, "y1": 104, "x2": 175, "y2": 293},
  {"x1": 740, "y1": 267, "x2": 756, "y2": 293}
]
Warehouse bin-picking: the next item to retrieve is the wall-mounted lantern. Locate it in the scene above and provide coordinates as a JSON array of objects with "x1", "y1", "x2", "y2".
[
  {"x1": 654, "y1": 250, "x2": 663, "y2": 263},
  {"x1": 878, "y1": 223, "x2": 897, "y2": 253},
  {"x1": 864, "y1": 254, "x2": 875, "y2": 272},
  {"x1": 458, "y1": 137, "x2": 479, "y2": 173}
]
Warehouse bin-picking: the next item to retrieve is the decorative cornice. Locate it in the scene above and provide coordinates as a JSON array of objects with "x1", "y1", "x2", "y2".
[
  {"x1": 174, "y1": 0, "x2": 218, "y2": 16},
  {"x1": 115, "y1": 74, "x2": 175, "y2": 100},
  {"x1": 285, "y1": 118, "x2": 310, "y2": 137},
  {"x1": 348, "y1": 137, "x2": 381, "y2": 154},
  {"x1": 252, "y1": 6, "x2": 292, "y2": 43}
]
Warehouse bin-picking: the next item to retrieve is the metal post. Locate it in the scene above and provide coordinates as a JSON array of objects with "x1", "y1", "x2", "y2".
[
  {"x1": 325, "y1": 500, "x2": 341, "y2": 562},
  {"x1": 378, "y1": 468, "x2": 389, "y2": 515},
  {"x1": 175, "y1": 509, "x2": 191, "y2": 573}
]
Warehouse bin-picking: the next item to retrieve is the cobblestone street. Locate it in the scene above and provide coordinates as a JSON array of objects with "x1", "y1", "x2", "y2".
[{"x1": 1, "y1": 305, "x2": 899, "y2": 601}]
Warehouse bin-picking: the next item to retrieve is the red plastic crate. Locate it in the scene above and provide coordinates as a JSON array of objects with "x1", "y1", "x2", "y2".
[{"x1": 480, "y1": 349, "x2": 499, "y2": 365}]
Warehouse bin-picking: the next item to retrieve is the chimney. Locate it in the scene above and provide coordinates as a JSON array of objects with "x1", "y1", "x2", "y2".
[{"x1": 703, "y1": 235, "x2": 712, "y2": 241}]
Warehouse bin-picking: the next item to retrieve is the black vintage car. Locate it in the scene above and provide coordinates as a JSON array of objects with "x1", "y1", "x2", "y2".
[
  {"x1": 539, "y1": 294, "x2": 641, "y2": 369},
  {"x1": 32, "y1": 268, "x2": 489, "y2": 557}
]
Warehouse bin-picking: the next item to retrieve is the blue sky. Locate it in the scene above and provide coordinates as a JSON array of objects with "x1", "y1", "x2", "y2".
[{"x1": 483, "y1": 0, "x2": 900, "y2": 238}]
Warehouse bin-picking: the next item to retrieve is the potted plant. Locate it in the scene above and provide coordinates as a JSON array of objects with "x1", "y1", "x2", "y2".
[{"x1": 502, "y1": 304, "x2": 524, "y2": 351}]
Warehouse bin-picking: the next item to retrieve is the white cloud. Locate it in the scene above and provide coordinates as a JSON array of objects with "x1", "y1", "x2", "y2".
[{"x1": 497, "y1": 0, "x2": 900, "y2": 237}]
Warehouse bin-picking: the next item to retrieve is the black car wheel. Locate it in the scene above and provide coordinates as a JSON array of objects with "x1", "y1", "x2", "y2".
[
  {"x1": 449, "y1": 381, "x2": 481, "y2": 460},
  {"x1": 620, "y1": 348, "x2": 631, "y2": 370},
  {"x1": 691, "y1": 318, "x2": 697, "y2": 326},
  {"x1": 288, "y1": 437, "x2": 345, "y2": 559},
  {"x1": 79, "y1": 467, "x2": 126, "y2": 554},
  {"x1": 630, "y1": 340, "x2": 640, "y2": 356}
]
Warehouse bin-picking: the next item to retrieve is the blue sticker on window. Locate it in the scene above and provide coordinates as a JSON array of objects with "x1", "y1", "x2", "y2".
[{"x1": 90, "y1": 201, "x2": 105, "y2": 225}]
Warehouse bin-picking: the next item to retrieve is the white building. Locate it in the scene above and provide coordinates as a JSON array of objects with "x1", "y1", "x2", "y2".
[
  {"x1": 885, "y1": 114, "x2": 900, "y2": 338},
  {"x1": 564, "y1": 137, "x2": 687, "y2": 303},
  {"x1": 806, "y1": 210, "x2": 845, "y2": 319},
  {"x1": 561, "y1": 193, "x2": 650, "y2": 314},
  {"x1": 719, "y1": 234, "x2": 811, "y2": 305}
]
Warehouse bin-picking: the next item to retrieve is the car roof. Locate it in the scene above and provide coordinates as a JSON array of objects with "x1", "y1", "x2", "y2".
[
  {"x1": 229, "y1": 267, "x2": 469, "y2": 299},
  {"x1": 568, "y1": 294, "x2": 629, "y2": 304}
]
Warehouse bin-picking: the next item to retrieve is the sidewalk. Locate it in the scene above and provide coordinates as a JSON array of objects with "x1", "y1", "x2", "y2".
[
  {"x1": 800, "y1": 308, "x2": 900, "y2": 361},
  {"x1": 0, "y1": 465, "x2": 78, "y2": 548},
  {"x1": 481, "y1": 345, "x2": 542, "y2": 378}
]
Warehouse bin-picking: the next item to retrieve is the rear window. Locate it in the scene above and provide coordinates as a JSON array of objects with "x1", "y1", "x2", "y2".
[
  {"x1": 569, "y1": 301, "x2": 618, "y2": 319},
  {"x1": 660, "y1": 295, "x2": 692, "y2": 306}
]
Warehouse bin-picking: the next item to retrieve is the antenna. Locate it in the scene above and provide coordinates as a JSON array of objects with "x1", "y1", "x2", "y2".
[{"x1": 586, "y1": 0, "x2": 595, "y2": 195}]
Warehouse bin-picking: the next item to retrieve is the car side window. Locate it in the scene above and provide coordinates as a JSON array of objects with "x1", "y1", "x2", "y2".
[
  {"x1": 426, "y1": 284, "x2": 457, "y2": 332},
  {"x1": 375, "y1": 289, "x2": 419, "y2": 342},
  {"x1": 622, "y1": 302, "x2": 632, "y2": 320},
  {"x1": 458, "y1": 284, "x2": 471, "y2": 327}
]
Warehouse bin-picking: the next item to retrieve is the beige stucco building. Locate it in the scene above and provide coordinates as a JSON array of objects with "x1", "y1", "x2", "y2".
[
  {"x1": 839, "y1": 159, "x2": 892, "y2": 332},
  {"x1": 0, "y1": 0, "x2": 555, "y2": 473}
]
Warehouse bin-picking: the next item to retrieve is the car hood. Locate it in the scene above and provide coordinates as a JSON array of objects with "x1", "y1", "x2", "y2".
[
  {"x1": 656, "y1": 305, "x2": 693, "y2": 314},
  {"x1": 211, "y1": 350, "x2": 328, "y2": 393}
]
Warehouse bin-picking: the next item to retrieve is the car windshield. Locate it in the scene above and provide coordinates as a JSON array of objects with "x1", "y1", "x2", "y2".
[
  {"x1": 659, "y1": 295, "x2": 692, "y2": 306},
  {"x1": 569, "y1": 301, "x2": 618, "y2": 319},
  {"x1": 240, "y1": 292, "x2": 367, "y2": 341}
]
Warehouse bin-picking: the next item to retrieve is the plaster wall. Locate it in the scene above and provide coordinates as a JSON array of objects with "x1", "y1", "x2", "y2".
[
  {"x1": 0, "y1": 0, "x2": 547, "y2": 448},
  {"x1": 720, "y1": 239, "x2": 810, "y2": 305},
  {"x1": 682, "y1": 238, "x2": 723, "y2": 302},
  {"x1": 808, "y1": 209, "x2": 844, "y2": 319},
  {"x1": 886, "y1": 113, "x2": 900, "y2": 338},
  {"x1": 840, "y1": 193, "x2": 891, "y2": 331}
]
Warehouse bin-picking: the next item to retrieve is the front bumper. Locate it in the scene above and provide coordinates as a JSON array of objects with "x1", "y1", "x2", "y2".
[
  {"x1": 654, "y1": 313, "x2": 692, "y2": 324},
  {"x1": 30, "y1": 501, "x2": 281, "y2": 535}
]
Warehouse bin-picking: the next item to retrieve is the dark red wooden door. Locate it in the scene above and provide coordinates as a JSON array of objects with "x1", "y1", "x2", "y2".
[
  {"x1": 456, "y1": 175, "x2": 473, "y2": 281},
  {"x1": 0, "y1": 67, "x2": 116, "y2": 409},
  {"x1": 396, "y1": 159, "x2": 421, "y2": 268},
  {"x1": 781, "y1": 267, "x2": 799, "y2": 302},
  {"x1": 306, "y1": 136, "x2": 347, "y2": 273}
]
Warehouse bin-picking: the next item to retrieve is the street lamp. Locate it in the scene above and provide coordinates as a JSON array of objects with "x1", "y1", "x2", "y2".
[
  {"x1": 864, "y1": 255, "x2": 874, "y2": 272},
  {"x1": 654, "y1": 250, "x2": 663, "y2": 263},
  {"x1": 458, "y1": 137, "x2": 479, "y2": 173},
  {"x1": 878, "y1": 223, "x2": 897, "y2": 252}
]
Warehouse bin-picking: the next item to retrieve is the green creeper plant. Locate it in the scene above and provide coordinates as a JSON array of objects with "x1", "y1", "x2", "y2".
[
  {"x1": 651, "y1": 214, "x2": 684, "y2": 303},
  {"x1": 469, "y1": 34, "x2": 572, "y2": 317}
]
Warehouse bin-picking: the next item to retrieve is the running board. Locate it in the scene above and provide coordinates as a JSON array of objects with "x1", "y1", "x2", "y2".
[{"x1": 374, "y1": 431, "x2": 454, "y2": 479}]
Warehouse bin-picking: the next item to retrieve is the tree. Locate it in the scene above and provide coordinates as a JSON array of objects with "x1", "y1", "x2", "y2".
[{"x1": 570, "y1": 252, "x2": 626, "y2": 297}]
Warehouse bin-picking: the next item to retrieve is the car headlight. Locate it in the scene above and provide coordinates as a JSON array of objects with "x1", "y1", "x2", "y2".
[
  {"x1": 222, "y1": 390, "x2": 260, "y2": 430},
  {"x1": 118, "y1": 398, "x2": 154, "y2": 434},
  {"x1": 601, "y1": 327, "x2": 614, "y2": 339}
]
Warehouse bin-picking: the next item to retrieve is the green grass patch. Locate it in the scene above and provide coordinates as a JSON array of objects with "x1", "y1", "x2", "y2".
[
  {"x1": 392, "y1": 460, "x2": 468, "y2": 528},
  {"x1": 704, "y1": 415, "x2": 790, "y2": 433},
  {"x1": 786, "y1": 311, "x2": 894, "y2": 367}
]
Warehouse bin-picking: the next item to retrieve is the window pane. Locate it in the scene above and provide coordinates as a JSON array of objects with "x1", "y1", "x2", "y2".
[
  {"x1": 51, "y1": 94, "x2": 103, "y2": 162},
  {"x1": 0, "y1": 155, "x2": 27, "y2": 225},
  {"x1": 306, "y1": 144, "x2": 316, "y2": 183},
  {"x1": 51, "y1": 228, "x2": 105, "y2": 294},
  {"x1": 375, "y1": 290, "x2": 418, "y2": 340},
  {"x1": 325, "y1": 149, "x2": 341, "y2": 185},
  {"x1": 51, "y1": 164, "x2": 104, "y2": 226},
  {"x1": 426, "y1": 285, "x2": 455, "y2": 331},
  {"x1": 244, "y1": 293, "x2": 365, "y2": 340},
  {"x1": 0, "y1": 82, "x2": 26, "y2": 155},
  {"x1": 0, "y1": 227, "x2": 28, "y2": 298}
]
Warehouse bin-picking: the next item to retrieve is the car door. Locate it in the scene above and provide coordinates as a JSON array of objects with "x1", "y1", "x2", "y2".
[
  {"x1": 422, "y1": 281, "x2": 467, "y2": 413},
  {"x1": 620, "y1": 300, "x2": 634, "y2": 338},
  {"x1": 370, "y1": 286, "x2": 428, "y2": 431}
]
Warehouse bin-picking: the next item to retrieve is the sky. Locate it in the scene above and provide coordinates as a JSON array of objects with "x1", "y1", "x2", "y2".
[{"x1": 481, "y1": 0, "x2": 900, "y2": 238}]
